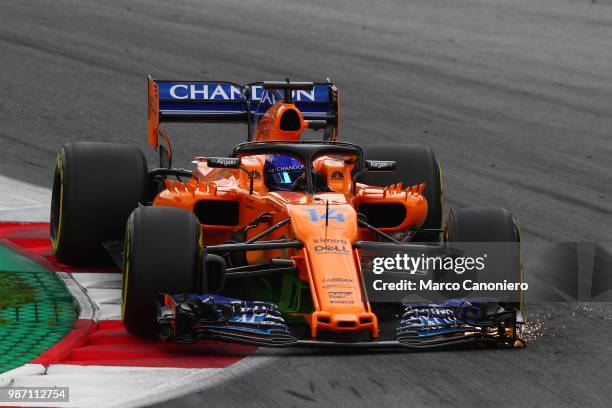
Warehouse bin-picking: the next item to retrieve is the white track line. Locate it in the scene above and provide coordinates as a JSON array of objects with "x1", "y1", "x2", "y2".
[
  {"x1": 0, "y1": 174, "x2": 51, "y2": 221},
  {"x1": 72, "y1": 273, "x2": 123, "y2": 321},
  {"x1": 0, "y1": 175, "x2": 273, "y2": 407}
]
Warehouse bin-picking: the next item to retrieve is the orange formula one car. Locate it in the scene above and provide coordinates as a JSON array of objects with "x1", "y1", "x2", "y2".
[{"x1": 50, "y1": 77, "x2": 525, "y2": 349}]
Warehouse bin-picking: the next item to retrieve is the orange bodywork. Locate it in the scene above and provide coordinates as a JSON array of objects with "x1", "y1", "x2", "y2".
[{"x1": 149, "y1": 82, "x2": 428, "y2": 339}]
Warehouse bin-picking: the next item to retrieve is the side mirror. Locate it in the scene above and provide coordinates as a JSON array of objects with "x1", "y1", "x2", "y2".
[
  {"x1": 364, "y1": 160, "x2": 396, "y2": 171},
  {"x1": 206, "y1": 157, "x2": 241, "y2": 169},
  {"x1": 206, "y1": 157, "x2": 256, "y2": 195},
  {"x1": 351, "y1": 160, "x2": 397, "y2": 194}
]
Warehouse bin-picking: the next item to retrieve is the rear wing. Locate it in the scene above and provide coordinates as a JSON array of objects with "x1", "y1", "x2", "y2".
[{"x1": 147, "y1": 76, "x2": 339, "y2": 150}]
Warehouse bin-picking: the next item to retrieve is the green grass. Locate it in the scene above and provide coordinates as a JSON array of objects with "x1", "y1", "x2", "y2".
[
  {"x1": 0, "y1": 271, "x2": 36, "y2": 310},
  {"x1": 0, "y1": 246, "x2": 76, "y2": 374}
]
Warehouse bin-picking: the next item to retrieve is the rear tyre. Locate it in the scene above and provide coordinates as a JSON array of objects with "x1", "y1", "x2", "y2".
[
  {"x1": 360, "y1": 143, "x2": 443, "y2": 241},
  {"x1": 122, "y1": 206, "x2": 202, "y2": 337},
  {"x1": 50, "y1": 142, "x2": 148, "y2": 265},
  {"x1": 445, "y1": 207, "x2": 522, "y2": 309}
]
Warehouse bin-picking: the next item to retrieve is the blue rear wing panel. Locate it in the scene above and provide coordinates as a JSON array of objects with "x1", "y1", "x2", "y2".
[
  {"x1": 157, "y1": 82, "x2": 248, "y2": 122},
  {"x1": 157, "y1": 82, "x2": 335, "y2": 118},
  {"x1": 148, "y1": 77, "x2": 338, "y2": 149}
]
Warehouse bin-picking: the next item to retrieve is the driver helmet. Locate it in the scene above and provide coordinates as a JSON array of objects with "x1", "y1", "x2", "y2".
[{"x1": 264, "y1": 154, "x2": 305, "y2": 191}]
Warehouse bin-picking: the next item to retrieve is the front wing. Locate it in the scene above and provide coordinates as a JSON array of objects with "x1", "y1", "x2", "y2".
[{"x1": 158, "y1": 294, "x2": 525, "y2": 350}]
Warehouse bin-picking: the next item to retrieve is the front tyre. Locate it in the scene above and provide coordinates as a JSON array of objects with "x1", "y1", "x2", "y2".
[{"x1": 122, "y1": 206, "x2": 202, "y2": 337}]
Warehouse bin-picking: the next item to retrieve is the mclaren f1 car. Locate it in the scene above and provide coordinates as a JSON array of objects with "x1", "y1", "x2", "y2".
[{"x1": 50, "y1": 77, "x2": 525, "y2": 349}]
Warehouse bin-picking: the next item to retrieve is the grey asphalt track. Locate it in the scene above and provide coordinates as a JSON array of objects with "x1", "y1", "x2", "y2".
[{"x1": 1, "y1": 0, "x2": 611, "y2": 407}]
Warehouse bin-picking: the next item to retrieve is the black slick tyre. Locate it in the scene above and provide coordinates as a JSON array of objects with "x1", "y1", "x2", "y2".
[
  {"x1": 50, "y1": 142, "x2": 148, "y2": 265},
  {"x1": 122, "y1": 206, "x2": 202, "y2": 337}
]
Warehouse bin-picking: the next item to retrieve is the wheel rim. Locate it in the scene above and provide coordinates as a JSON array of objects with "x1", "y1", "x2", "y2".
[
  {"x1": 50, "y1": 153, "x2": 64, "y2": 252},
  {"x1": 121, "y1": 219, "x2": 131, "y2": 319}
]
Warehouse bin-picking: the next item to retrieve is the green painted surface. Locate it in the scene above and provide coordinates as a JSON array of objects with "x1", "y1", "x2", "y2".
[
  {"x1": 277, "y1": 272, "x2": 312, "y2": 324},
  {"x1": 0, "y1": 245, "x2": 76, "y2": 373}
]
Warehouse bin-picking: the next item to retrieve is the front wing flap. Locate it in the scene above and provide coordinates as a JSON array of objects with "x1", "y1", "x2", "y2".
[{"x1": 158, "y1": 294, "x2": 297, "y2": 346}]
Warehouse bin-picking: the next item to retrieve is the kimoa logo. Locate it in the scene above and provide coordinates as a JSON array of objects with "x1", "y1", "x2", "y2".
[
  {"x1": 168, "y1": 84, "x2": 316, "y2": 102},
  {"x1": 314, "y1": 238, "x2": 347, "y2": 244}
]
